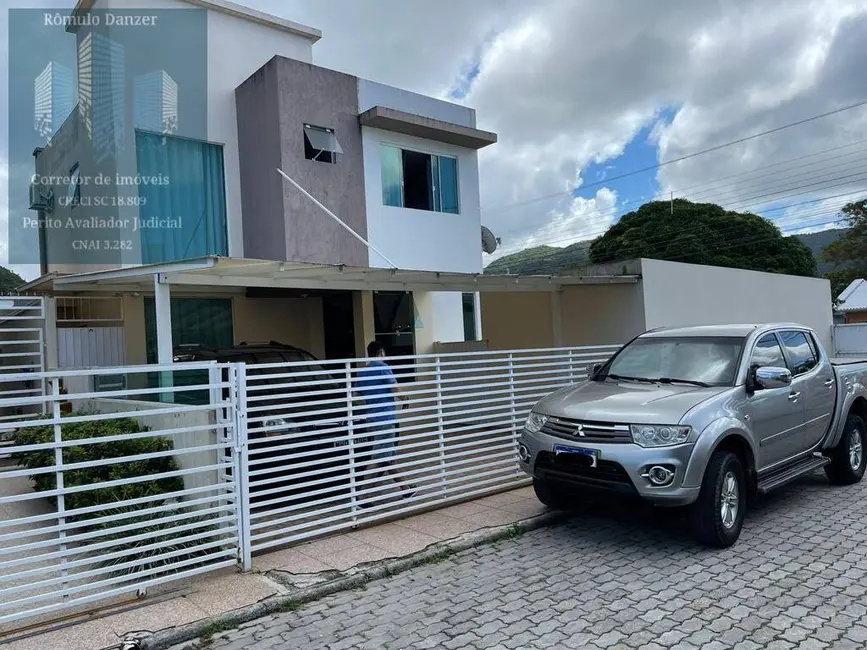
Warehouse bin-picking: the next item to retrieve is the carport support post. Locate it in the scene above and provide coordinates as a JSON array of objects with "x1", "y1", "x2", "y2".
[{"x1": 154, "y1": 274, "x2": 174, "y2": 402}]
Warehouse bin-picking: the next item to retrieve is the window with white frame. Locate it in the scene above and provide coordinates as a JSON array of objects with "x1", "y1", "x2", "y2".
[{"x1": 381, "y1": 144, "x2": 459, "y2": 213}]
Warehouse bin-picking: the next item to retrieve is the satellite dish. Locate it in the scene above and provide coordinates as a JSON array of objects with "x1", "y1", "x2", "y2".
[{"x1": 482, "y1": 226, "x2": 499, "y2": 254}]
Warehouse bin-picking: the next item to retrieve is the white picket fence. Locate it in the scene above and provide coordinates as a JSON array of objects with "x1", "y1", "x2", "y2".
[{"x1": 0, "y1": 344, "x2": 619, "y2": 628}]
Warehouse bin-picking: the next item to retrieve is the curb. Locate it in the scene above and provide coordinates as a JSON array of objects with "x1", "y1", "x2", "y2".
[{"x1": 135, "y1": 509, "x2": 568, "y2": 650}]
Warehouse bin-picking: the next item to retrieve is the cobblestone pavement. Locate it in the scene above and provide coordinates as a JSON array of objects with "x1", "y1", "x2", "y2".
[{"x1": 189, "y1": 473, "x2": 867, "y2": 649}]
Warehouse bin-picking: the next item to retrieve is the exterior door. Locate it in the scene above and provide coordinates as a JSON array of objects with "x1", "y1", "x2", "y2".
[
  {"x1": 745, "y1": 333, "x2": 806, "y2": 469},
  {"x1": 779, "y1": 330, "x2": 835, "y2": 450}
]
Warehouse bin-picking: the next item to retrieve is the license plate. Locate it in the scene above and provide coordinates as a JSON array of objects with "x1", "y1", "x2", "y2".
[{"x1": 553, "y1": 444, "x2": 598, "y2": 467}]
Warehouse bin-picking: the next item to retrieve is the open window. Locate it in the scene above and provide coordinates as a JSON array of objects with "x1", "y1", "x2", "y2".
[
  {"x1": 381, "y1": 144, "x2": 459, "y2": 213},
  {"x1": 304, "y1": 124, "x2": 343, "y2": 164}
]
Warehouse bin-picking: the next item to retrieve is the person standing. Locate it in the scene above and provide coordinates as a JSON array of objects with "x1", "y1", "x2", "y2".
[{"x1": 354, "y1": 341, "x2": 417, "y2": 507}]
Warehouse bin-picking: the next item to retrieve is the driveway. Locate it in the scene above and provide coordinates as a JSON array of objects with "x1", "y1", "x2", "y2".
[{"x1": 179, "y1": 472, "x2": 867, "y2": 649}]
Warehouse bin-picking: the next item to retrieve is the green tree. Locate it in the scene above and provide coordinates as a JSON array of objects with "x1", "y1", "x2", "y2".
[
  {"x1": 0, "y1": 266, "x2": 25, "y2": 293},
  {"x1": 821, "y1": 200, "x2": 867, "y2": 298},
  {"x1": 588, "y1": 199, "x2": 817, "y2": 277}
]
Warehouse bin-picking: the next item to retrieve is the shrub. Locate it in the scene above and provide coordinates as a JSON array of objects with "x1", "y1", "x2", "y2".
[
  {"x1": 11, "y1": 412, "x2": 185, "y2": 518},
  {"x1": 92, "y1": 506, "x2": 221, "y2": 581}
]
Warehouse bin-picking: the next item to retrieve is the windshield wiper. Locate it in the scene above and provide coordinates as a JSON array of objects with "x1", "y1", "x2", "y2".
[
  {"x1": 603, "y1": 374, "x2": 657, "y2": 383},
  {"x1": 655, "y1": 377, "x2": 711, "y2": 388}
]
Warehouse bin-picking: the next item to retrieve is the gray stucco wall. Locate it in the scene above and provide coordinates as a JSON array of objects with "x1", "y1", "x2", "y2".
[{"x1": 235, "y1": 56, "x2": 368, "y2": 266}]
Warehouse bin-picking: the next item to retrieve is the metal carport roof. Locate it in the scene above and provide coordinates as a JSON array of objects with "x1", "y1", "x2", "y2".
[{"x1": 46, "y1": 256, "x2": 640, "y2": 294}]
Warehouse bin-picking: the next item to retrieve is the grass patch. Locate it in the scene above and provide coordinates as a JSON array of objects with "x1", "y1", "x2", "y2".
[{"x1": 422, "y1": 547, "x2": 456, "y2": 565}]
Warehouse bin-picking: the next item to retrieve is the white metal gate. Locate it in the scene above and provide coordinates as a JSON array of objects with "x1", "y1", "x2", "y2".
[
  {"x1": 242, "y1": 345, "x2": 619, "y2": 553},
  {"x1": 0, "y1": 297, "x2": 46, "y2": 431},
  {"x1": 0, "y1": 362, "x2": 243, "y2": 627},
  {"x1": 0, "y1": 343, "x2": 620, "y2": 628}
]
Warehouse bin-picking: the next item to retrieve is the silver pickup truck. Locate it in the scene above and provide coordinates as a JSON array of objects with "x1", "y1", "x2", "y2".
[{"x1": 518, "y1": 323, "x2": 867, "y2": 547}]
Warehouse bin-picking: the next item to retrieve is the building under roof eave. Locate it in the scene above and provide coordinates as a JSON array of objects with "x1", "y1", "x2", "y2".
[
  {"x1": 30, "y1": 256, "x2": 640, "y2": 295},
  {"x1": 67, "y1": 0, "x2": 322, "y2": 42}
]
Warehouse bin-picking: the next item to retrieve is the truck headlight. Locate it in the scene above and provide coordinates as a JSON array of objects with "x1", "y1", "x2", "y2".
[
  {"x1": 524, "y1": 412, "x2": 548, "y2": 434},
  {"x1": 630, "y1": 424, "x2": 691, "y2": 447}
]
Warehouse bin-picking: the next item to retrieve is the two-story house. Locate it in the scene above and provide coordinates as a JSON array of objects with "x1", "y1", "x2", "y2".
[{"x1": 28, "y1": 0, "x2": 497, "y2": 368}]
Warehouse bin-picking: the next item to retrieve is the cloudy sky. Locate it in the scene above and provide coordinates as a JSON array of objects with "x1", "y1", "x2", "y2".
[{"x1": 2, "y1": 0, "x2": 866, "y2": 279}]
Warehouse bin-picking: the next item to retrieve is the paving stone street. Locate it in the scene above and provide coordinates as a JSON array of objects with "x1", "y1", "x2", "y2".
[{"x1": 188, "y1": 472, "x2": 867, "y2": 650}]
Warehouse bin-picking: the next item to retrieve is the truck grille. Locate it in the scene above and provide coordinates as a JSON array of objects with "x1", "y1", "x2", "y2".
[
  {"x1": 535, "y1": 451, "x2": 634, "y2": 491},
  {"x1": 540, "y1": 417, "x2": 632, "y2": 444}
]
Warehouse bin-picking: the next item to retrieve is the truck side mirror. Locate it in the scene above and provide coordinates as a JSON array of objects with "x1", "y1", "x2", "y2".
[
  {"x1": 587, "y1": 362, "x2": 602, "y2": 379},
  {"x1": 754, "y1": 366, "x2": 792, "y2": 391}
]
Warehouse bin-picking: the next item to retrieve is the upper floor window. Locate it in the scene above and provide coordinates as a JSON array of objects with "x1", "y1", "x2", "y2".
[
  {"x1": 381, "y1": 144, "x2": 459, "y2": 214},
  {"x1": 304, "y1": 124, "x2": 342, "y2": 164},
  {"x1": 68, "y1": 163, "x2": 81, "y2": 207},
  {"x1": 135, "y1": 130, "x2": 228, "y2": 264}
]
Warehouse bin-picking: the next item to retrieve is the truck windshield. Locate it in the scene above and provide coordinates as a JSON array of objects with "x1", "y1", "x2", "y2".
[{"x1": 601, "y1": 336, "x2": 744, "y2": 387}]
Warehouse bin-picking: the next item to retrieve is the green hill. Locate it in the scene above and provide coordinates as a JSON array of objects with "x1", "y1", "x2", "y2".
[
  {"x1": 483, "y1": 241, "x2": 591, "y2": 275},
  {"x1": 484, "y1": 228, "x2": 849, "y2": 277},
  {"x1": 793, "y1": 228, "x2": 848, "y2": 275}
]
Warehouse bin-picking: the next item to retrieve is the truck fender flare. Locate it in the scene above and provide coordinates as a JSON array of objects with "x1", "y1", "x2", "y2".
[
  {"x1": 825, "y1": 383, "x2": 867, "y2": 450},
  {"x1": 682, "y1": 418, "x2": 757, "y2": 489}
]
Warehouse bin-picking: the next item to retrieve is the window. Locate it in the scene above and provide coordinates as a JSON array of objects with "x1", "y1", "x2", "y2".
[
  {"x1": 135, "y1": 131, "x2": 228, "y2": 263},
  {"x1": 144, "y1": 298, "x2": 234, "y2": 363},
  {"x1": 779, "y1": 331, "x2": 818, "y2": 375},
  {"x1": 381, "y1": 144, "x2": 459, "y2": 214},
  {"x1": 304, "y1": 124, "x2": 343, "y2": 163},
  {"x1": 68, "y1": 164, "x2": 81, "y2": 207},
  {"x1": 373, "y1": 291, "x2": 415, "y2": 381},
  {"x1": 144, "y1": 297, "x2": 234, "y2": 404},
  {"x1": 750, "y1": 334, "x2": 786, "y2": 369},
  {"x1": 462, "y1": 293, "x2": 477, "y2": 341}
]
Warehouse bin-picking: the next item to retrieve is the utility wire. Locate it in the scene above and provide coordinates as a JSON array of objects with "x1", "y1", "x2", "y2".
[
  {"x1": 481, "y1": 98, "x2": 867, "y2": 213},
  {"x1": 490, "y1": 139, "x2": 867, "y2": 244},
  {"x1": 489, "y1": 189, "x2": 865, "y2": 266},
  {"x1": 496, "y1": 178, "x2": 867, "y2": 253}
]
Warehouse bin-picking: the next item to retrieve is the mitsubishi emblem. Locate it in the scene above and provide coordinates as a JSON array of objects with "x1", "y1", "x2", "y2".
[{"x1": 575, "y1": 424, "x2": 585, "y2": 437}]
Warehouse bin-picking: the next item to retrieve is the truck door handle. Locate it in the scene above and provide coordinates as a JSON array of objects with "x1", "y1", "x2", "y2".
[
  {"x1": 824, "y1": 379, "x2": 835, "y2": 387},
  {"x1": 788, "y1": 392, "x2": 801, "y2": 401}
]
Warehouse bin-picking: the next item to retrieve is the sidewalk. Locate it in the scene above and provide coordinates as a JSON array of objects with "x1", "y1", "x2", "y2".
[{"x1": 1, "y1": 485, "x2": 545, "y2": 650}]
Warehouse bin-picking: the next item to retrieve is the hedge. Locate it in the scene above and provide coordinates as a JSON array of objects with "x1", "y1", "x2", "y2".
[{"x1": 11, "y1": 412, "x2": 185, "y2": 518}]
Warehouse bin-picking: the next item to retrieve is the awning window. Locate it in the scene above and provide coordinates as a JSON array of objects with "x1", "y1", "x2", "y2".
[{"x1": 304, "y1": 124, "x2": 343, "y2": 162}]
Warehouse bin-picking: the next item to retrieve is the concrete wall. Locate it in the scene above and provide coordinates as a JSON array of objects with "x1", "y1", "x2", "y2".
[
  {"x1": 87, "y1": 397, "x2": 220, "y2": 501},
  {"x1": 480, "y1": 292, "x2": 556, "y2": 351},
  {"x1": 232, "y1": 295, "x2": 325, "y2": 358},
  {"x1": 362, "y1": 126, "x2": 482, "y2": 274},
  {"x1": 118, "y1": 292, "x2": 326, "y2": 361},
  {"x1": 357, "y1": 79, "x2": 477, "y2": 128},
  {"x1": 560, "y1": 283, "x2": 646, "y2": 347},
  {"x1": 236, "y1": 56, "x2": 368, "y2": 265},
  {"x1": 640, "y1": 259, "x2": 835, "y2": 351},
  {"x1": 34, "y1": 107, "x2": 129, "y2": 274}
]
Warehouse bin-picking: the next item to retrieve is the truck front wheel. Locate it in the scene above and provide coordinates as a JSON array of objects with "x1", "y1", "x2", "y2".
[
  {"x1": 690, "y1": 450, "x2": 746, "y2": 548},
  {"x1": 825, "y1": 413, "x2": 867, "y2": 485},
  {"x1": 533, "y1": 478, "x2": 571, "y2": 510}
]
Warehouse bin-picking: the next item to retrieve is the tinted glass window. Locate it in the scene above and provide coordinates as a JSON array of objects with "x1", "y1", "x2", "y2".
[
  {"x1": 779, "y1": 331, "x2": 818, "y2": 375},
  {"x1": 751, "y1": 334, "x2": 786, "y2": 369}
]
